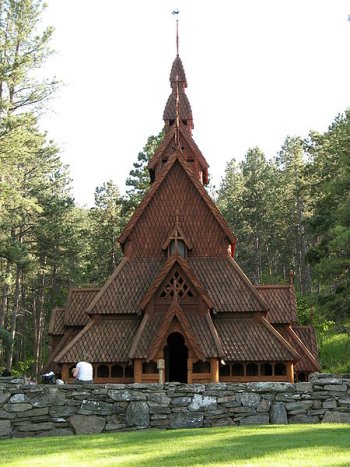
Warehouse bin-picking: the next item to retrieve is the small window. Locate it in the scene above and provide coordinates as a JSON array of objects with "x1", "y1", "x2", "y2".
[
  {"x1": 260, "y1": 363, "x2": 273, "y2": 376},
  {"x1": 246, "y1": 363, "x2": 258, "y2": 376},
  {"x1": 111, "y1": 364, "x2": 123, "y2": 377},
  {"x1": 170, "y1": 239, "x2": 186, "y2": 257},
  {"x1": 142, "y1": 361, "x2": 158, "y2": 374},
  {"x1": 193, "y1": 360, "x2": 210, "y2": 373},
  {"x1": 125, "y1": 364, "x2": 134, "y2": 378},
  {"x1": 232, "y1": 363, "x2": 244, "y2": 376},
  {"x1": 97, "y1": 364, "x2": 109, "y2": 378},
  {"x1": 275, "y1": 363, "x2": 287, "y2": 376},
  {"x1": 219, "y1": 363, "x2": 230, "y2": 376}
]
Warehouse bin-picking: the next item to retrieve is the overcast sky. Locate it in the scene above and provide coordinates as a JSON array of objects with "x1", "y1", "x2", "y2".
[{"x1": 40, "y1": 0, "x2": 350, "y2": 207}]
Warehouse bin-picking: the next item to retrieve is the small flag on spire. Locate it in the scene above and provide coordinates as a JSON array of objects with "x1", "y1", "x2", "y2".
[{"x1": 172, "y1": 9, "x2": 180, "y2": 15}]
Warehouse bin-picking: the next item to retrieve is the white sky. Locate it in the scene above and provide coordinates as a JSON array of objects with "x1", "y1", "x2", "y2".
[{"x1": 40, "y1": 0, "x2": 350, "y2": 207}]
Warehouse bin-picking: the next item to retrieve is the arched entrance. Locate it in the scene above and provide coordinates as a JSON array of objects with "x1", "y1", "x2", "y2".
[{"x1": 164, "y1": 332, "x2": 188, "y2": 383}]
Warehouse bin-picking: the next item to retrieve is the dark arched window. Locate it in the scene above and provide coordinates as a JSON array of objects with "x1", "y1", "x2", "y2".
[
  {"x1": 275, "y1": 363, "x2": 287, "y2": 376},
  {"x1": 193, "y1": 360, "x2": 210, "y2": 373},
  {"x1": 170, "y1": 239, "x2": 186, "y2": 257},
  {"x1": 232, "y1": 363, "x2": 244, "y2": 376},
  {"x1": 260, "y1": 363, "x2": 273, "y2": 376},
  {"x1": 219, "y1": 363, "x2": 230, "y2": 376},
  {"x1": 246, "y1": 363, "x2": 258, "y2": 376},
  {"x1": 111, "y1": 364, "x2": 123, "y2": 377},
  {"x1": 97, "y1": 364, "x2": 109, "y2": 378},
  {"x1": 125, "y1": 364, "x2": 134, "y2": 378}
]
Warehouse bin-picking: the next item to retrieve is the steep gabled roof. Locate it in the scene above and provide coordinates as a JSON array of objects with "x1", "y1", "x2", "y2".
[
  {"x1": 139, "y1": 254, "x2": 214, "y2": 311},
  {"x1": 214, "y1": 315, "x2": 300, "y2": 362},
  {"x1": 255, "y1": 285, "x2": 297, "y2": 324},
  {"x1": 188, "y1": 257, "x2": 270, "y2": 313},
  {"x1": 119, "y1": 151, "x2": 236, "y2": 247},
  {"x1": 86, "y1": 258, "x2": 165, "y2": 316},
  {"x1": 293, "y1": 325, "x2": 319, "y2": 361},
  {"x1": 54, "y1": 317, "x2": 141, "y2": 364},
  {"x1": 64, "y1": 288, "x2": 100, "y2": 326},
  {"x1": 277, "y1": 325, "x2": 321, "y2": 372},
  {"x1": 146, "y1": 301, "x2": 206, "y2": 362},
  {"x1": 148, "y1": 123, "x2": 208, "y2": 171},
  {"x1": 48, "y1": 308, "x2": 65, "y2": 336}
]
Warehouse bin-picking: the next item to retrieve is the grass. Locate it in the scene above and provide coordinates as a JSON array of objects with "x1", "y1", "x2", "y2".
[
  {"x1": 1, "y1": 424, "x2": 350, "y2": 466},
  {"x1": 320, "y1": 330, "x2": 350, "y2": 373}
]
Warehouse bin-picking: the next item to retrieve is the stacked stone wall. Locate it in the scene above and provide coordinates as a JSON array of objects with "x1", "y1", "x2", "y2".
[{"x1": 0, "y1": 373, "x2": 349, "y2": 439}]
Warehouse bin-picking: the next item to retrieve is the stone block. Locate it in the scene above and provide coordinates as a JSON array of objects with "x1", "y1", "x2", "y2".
[
  {"x1": 248, "y1": 382, "x2": 295, "y2": 393},
  {"x1": 0, "y1": 420, "x2": 11, "y2": 437},
  {"x1": 285, "y1": 401, "x2": 313, "y2": 411},
  {"x1": 289, "y1": 415, "x2": 320, "y2": 424},
  {"x1": 257, "y1": 399, "x2": 271, "y2": 413},
  {"x1": 32, "y1": 393, "x2": 66, "y2": 408},
  {"x1": 295, "y1": 382, "x2": 313, "y2": 392},
  {"x1": 169, "y1": 412, "x2": 204, "y2": 429},
  {"x1": 69, "y1": 415, "x2": 106, "y2": 434},
  {"x1": 312, "y1": 400, "x2": 322, "y2": 409},
  {"x1": 49, "y1": 406, "x2": 77, "y2": 417},
  {"x1": 270, "y1": 403, "x2": 287, "y2": 424},
  {"x1": 0, "y1": 392, "x2": 11, "y2": 405},
  {"x1": 322, "y1": 411, "x2": 350, "y2": 423},
  {"x1": 323, "y1": 400, "x2": 337, "y2": 409},
  {"x1": 126, "y1": 401, "x2": 150, "y2": 427},
  {"x1": 0, "y1": 410, "x2": 15, "y2": 419},
  {"x1": 231, "y1": 407, "x2": 256, "y2": 415},
  {"x1": 239, "y1": 414, "x2": 270, "y2": 425},
  {"x1": 188, "y1": 394, "x2": 217, "y2": 412},
  {"x1": 204, "y1": 417, "x2": 235, "y2": 427},
  {"x1": 324, "y1": 384, "x2": 347, "y2": 392},
  {"x1": 170, "y1": 396, "x2": 192, "y2": 406},
  {"x1": 16, "y1": 407, "x2": 49, "y2": 418},
  {"x1": 339, "y1": 398, "x2": 350, "y2": 406},
  {"x1": 108, "y1": 390, "x2": 146, "y2": 402},
  {"x1": 78, "y1": 400, "x2": 117, "y2": 415},
  {"x1": 4, "y1": 403, "x2": 32, "y2": 412},
  {"x1": 236, "y1": 392, "x2": 260, "y2": 408},
  {"x1": 148, "y1": 393, "x2": 171, "y2": 406},
  {"x1": 17, "y1": 422, "x2": 54, "y2": 432}
]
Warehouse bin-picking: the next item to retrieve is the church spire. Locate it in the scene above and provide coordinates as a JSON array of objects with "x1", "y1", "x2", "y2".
[{"x1": 163, "y1": 19, "x2": 193, "y2": 133}]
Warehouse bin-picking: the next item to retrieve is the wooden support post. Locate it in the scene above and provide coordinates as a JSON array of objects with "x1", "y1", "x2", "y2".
[
  {"x1": 210, "y1": 358, "x2": 219, "y2": 383},
  {"x1": 187, "y1": 358, "x2": 193, "y2": 384},
  {"x1": 61, "y1": 364, "x2": 69, "y2": 382},
  {"x1": 287, "y1": 362, "x2": 294, "y2": 383},
  {"x1": 134, "y1": 359, "x2": 142, "y2": 383}
]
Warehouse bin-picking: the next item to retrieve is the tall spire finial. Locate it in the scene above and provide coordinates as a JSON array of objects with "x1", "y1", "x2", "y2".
[
  {"x1": 172, "y1": 9, "x2": 180, "y2": 55},
  {"x1": 176, "y1": 19, "x2": 179, "y2": 56},
  {"x1": 175, "y1": 74, "x2": 180, "y2": 146}
]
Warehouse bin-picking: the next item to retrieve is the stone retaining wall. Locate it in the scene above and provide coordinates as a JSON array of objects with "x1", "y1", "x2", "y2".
[{"x1": 0, "y1": 373, "x2": 349, "y2": 439}]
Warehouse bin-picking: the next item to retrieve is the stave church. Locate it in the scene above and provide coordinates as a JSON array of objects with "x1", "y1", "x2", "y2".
[{"x1": 47, "y1": 27, "x2": 320, "y2": 384}]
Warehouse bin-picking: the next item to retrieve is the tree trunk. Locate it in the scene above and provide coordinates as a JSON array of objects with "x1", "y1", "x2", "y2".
[{"x1": 6, "y1": 265, "x2": 21, "y2": 370}]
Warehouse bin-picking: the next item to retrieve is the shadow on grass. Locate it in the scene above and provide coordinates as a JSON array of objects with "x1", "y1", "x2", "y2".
[{"x1": 1, "y1": 424, "x2": 350, "y2": 465}]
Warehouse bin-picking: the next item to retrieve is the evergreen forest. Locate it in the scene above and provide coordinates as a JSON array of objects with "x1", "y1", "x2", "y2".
[{"x1": 0, "y1": 0, "x2": 349, "y2": 376}]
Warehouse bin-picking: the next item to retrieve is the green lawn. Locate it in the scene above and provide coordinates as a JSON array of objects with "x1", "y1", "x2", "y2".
[{"x1": 1, "y1": 424, "x2": 350, "y2": 466}]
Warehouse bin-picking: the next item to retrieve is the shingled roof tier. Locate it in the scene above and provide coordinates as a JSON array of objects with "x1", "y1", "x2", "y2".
[
  {"x1": 293, "y1": 325, "x2": 319, "y2": 361},
  {"x1": 54, "y1": 317, "x2": 141, "y2": 364},
  {"x1": 148, "y1": 123, "x2": 208, "y2": 171},
  {"x1": 170, "y1": 55, "x2": 187, "y2": 85},
  {"x1": 188, "y1": 257, "x2": 269, "y2": 313},
  {"x1": 119, "y1": 152, "x2": 236, "y2": 249},
  {"x1": 86, "y1": 258, "x2": 165, "y2": 315},
  {"x1": 276, "y1": 326, "x2": 321, "y2": 372},
  {"x1": 64, "y1": 288, "x2": 100, "y2": 326},
  {"x1": 255, "y1": 285, "x2": 297, "y2": 324},
  {"x1": 214, "y1": 316, "x2": 300, "y2": 362},
  {"x1": 48, "y1": 308, "x2": 65, "y2": 336}
]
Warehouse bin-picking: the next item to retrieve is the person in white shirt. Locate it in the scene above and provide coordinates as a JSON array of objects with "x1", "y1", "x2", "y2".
[{"x1": 72, "y1": 354, "x2": 93, "y2": 384}]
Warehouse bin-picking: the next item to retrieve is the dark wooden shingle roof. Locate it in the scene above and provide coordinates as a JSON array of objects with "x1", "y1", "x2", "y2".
[
  {"x1": 64, "y1": 288, "x2": 100, "y2": 326},
  {"x1": 48, "y1": 308, "x2": 65, "y2": 335},
  {"x1": 214, "y1": 316, "x2": 300, "y2": 362},
  {"x1": 255, "y1": 285, "x2": 297, "y2": 324}
]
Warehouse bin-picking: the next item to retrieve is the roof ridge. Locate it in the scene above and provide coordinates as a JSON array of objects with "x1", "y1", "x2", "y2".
[
  {"x1": 261, "y1": 317, "x2": 301, "y2": 361},
  {"x1": 54, "y1": 319, "x2": 95, "y2": 363}
]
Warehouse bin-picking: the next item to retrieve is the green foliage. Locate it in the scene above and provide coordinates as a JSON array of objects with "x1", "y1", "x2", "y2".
[
  {"x1": 123, "y1": 130, "x2": 164, "y2": 218},
  {"x1": 320, "y1": 329, "x2": 350, "y2": 373}
]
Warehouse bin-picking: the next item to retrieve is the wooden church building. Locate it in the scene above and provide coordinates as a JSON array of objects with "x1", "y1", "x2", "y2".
[{"x1": 47, "y1": 33, "x2": 320, "y2": 384}]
